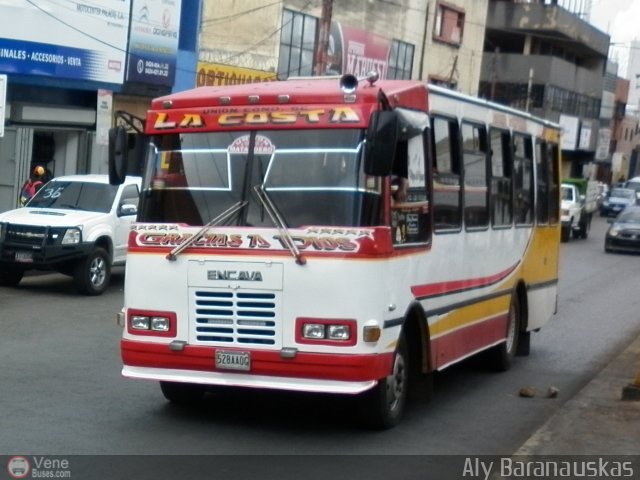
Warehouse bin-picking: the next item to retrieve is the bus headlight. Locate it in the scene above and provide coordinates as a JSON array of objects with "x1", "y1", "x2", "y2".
[
  {"x1": 131, "y1": 315, "x2": 150, "y2": 330},
  {"x1": 296, "y1": 318, "x2": 357, "y2": 345},
  {"x1": 302, "y1": 323, "x2": 325, "y2": 339},
  {"x1": 151, "y1": 316, "x2": 170, "y2": 332},
  {"x1": 127, "y1": 310, "x2": 176, "y2": 337},
  {"x1": 327, "y1": 324, "x2": 351, "y2": 340}
]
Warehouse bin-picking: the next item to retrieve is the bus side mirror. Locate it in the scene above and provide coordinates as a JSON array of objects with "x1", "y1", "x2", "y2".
[
  {"x1": 108, "y1": 126, "x2": 130, "y2": 185},
  {"x1": 364, "y1": 110, "x2": 398, "y2": 176}
]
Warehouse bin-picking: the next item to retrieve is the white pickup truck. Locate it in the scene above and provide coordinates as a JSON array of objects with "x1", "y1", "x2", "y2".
[
  {"x1": 560, "y1": 178, "x2": 598, "y2": 242},
  {"x1": 0, "y1": 174, "x2": 141, "y2": 295}
]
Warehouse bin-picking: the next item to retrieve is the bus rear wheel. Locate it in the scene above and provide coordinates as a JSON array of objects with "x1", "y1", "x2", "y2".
[
  {"x1": 488, "y1": 293, "x2": 520, "y2": 371},
  {"x1": 359, "y1": 333, "x2": 408, "y2": 429}
]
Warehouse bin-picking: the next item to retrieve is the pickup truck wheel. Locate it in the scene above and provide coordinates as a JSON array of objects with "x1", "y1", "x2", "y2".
[
  {"x1": 560, "y1": 225, "x2": 571, "y2": 242},
  {"x1": 74, "y1": 247, "x2": 111, "y2": 295},
  {"x1": 581, "y1": 214, "x2": 591, "y2": 239},
  {"x1": 0, "y1": 267, "x2": 24, "y2": 286}
]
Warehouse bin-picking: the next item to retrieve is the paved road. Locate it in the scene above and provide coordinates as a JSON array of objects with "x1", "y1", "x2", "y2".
[{"x1": 1, "y1": 215, "x2": 639, "y2": 458}]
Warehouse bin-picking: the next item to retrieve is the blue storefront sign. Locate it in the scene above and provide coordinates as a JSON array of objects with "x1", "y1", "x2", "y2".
[
  {"x1": 0, "y1": 1, "x2": 129, "y2": 84},
  {"x1": 126, "y1": 0, "x2": 182, "y2": 86}
]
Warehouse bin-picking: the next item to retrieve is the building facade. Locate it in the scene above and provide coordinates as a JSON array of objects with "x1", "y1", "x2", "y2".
[
  {"x1": 197, "y1": 0, "x2": 488, "y2": 96},
  {"x1": 0, "y1": 0, "x2": 200, "y2": 213},
  {"x1": 478, "y1": 0, "x2": 609, "y2": 178}
]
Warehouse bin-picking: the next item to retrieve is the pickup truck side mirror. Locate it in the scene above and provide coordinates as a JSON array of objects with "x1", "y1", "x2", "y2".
[{"x1": 118, "y1": 203, "x2": 138, "y2": 217}]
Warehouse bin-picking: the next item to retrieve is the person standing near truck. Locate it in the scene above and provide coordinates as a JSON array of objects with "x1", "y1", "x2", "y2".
[{"x1": 18, "y1": 165, "x2": 48, "y2": 207}]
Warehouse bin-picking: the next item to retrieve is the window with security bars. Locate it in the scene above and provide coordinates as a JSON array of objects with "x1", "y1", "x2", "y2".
[
  {"x1": 388, "y1": 40, "x2": 415, "y2": 79},
  {"x1": 277, "y1": 9, "x2": 318, "y2": 78}
]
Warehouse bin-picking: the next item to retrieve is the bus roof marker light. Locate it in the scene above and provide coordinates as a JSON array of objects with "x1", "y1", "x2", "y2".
[
  {"x1": 162, "y1": 100, "x2": 173, "y2": 109},
  {"x1": 278, "y1": 94, "x2": 290, "y2": 104},
  {"x1": 220, "y1": 96, "x2": 231, "y2": 106},
  {"x1": 248, "y1": 95, "x2": 260, "y2": 104},
  {"x1": 365, "y1": 71, "x2": 379, "y2": 85}
]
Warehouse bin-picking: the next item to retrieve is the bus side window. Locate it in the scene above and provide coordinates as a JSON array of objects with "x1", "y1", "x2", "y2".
[
  {"x1": 461, "y1": 121, "x2": 489, "y2": 229},
  {"x1": 431, "y1": 116, "x2": 462, "y2": 232},
  {"x1": 513, "y1": 133, "x2": 534, "y2": 226},
  {"x1": 535, "y1": 139, "x2": 550, "y2": 225},
  {"x1": 490, "y1": 128, "x2": 513, "y2": 227},
  {"x1": 548, "y1": 142, "x2": 560, "y2": 225}
]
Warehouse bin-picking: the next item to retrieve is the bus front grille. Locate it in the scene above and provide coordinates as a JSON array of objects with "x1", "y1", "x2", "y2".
[{"x1": 190, "y1": 289, "x2": 280, "y2": 347}]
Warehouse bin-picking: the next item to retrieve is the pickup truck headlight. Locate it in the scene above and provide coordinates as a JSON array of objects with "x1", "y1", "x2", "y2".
[{"x1": 61, "y1": 228, "x2": 81, "y2": 244}]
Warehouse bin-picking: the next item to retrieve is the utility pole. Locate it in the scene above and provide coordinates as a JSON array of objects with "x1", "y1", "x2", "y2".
[
  {"x1": 525, "y1": 67, "x2": 534, "y2": 112},
  {"x1": 447, "y1": 55, "x2": 458, "y2": 88},
  {"x1": 313, "y1": 0, "x2": 333, "y2": 76}
]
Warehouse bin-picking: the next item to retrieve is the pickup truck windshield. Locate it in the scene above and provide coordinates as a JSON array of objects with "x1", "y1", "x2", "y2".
[
  {"x1": 139, "y1": 129, "x2": 382, "y2": 227},
  {"x1": 28, "y1": 181, "x2": 118, "y2": 213},
  {"x1": 561, "y1": 185, "x2": 575, "y2": 201}
]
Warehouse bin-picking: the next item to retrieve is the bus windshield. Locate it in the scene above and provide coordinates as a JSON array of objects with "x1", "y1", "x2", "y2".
[{"x1": 139, "y1": 129, "x2": 382, "y2": 227}]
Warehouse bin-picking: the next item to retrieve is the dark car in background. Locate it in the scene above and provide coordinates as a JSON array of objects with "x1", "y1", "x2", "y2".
[
  {"x1": 604, "y1": 206, "x2": 640, "y2": 254},
  {"x1": 599, "y1": 187, "x2": 636, "y2": 217}
]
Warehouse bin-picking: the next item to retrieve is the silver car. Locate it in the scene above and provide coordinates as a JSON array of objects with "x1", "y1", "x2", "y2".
[{"x1": 600, "y1": 187, "x2": 636, "y2": 217}]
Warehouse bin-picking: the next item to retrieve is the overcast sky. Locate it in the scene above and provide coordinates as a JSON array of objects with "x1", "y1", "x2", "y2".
[{"x1": 590, "y1": 0, "x2": 640, "y2": 77}]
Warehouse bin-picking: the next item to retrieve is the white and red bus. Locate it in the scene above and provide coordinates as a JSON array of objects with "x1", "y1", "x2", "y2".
[{"x1": 109, "y1": 73, "x2": 561, "y2": 428}]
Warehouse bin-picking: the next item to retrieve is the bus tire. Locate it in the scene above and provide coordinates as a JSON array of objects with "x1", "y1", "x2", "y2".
[
  {"x1": 359, "y1": 333, "x2": 408, "y2": 429},
  {"x1": 0, "y1": 267, "x2": 24, "y2": 287},
  {"x1": 74, "y1": 247, "x2": 111, "y2": 295},
  {"x1": 488, "y1": 293, "x2": 520, "y2": 371},
  {"x1": 160, "y1": 381, "x2": 205, "y2": 404}
]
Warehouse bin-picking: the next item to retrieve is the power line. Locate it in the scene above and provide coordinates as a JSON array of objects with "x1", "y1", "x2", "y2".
[
  {"x1": 200, "y1": 0, "x2": 283, "y2": 25},
  {"x1": 24, "y1": 0, "x2": 128, "y2": 53}
]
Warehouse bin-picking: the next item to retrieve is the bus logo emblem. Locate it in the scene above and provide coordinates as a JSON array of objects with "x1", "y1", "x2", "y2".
[{"x1": 208, "y1": 270, "x2": 263, "y2": 281}]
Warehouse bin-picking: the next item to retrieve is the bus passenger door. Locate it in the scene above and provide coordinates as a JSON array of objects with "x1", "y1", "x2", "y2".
[{"x1": 389, "y1": 122, "x2": 431, "y2": 246}]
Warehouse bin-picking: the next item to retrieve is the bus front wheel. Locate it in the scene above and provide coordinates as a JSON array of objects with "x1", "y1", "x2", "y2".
[
  {"x1": 160, "y1": 381, "x2": 206, "y2": 404},
  {"x1": 359, "y1": 333, "x2": 408, "y2": 429}
]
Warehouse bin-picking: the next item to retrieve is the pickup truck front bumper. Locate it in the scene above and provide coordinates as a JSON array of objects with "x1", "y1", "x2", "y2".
[{"x1": 0, "y1": 222, "x2": 93, "y2": 270}]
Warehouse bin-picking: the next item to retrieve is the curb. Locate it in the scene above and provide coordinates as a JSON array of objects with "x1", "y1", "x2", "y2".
[{"x1": 515, "y1": 334, "x2": 640, "y2": 455}]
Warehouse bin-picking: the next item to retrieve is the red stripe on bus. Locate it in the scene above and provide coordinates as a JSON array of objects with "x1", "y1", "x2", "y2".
[
  {"x1": 411, "y1": 262, "x2": 519, "y2": 299},
  {"x1": 431, "y1": 314, "x2": 509, "y2": 369}
]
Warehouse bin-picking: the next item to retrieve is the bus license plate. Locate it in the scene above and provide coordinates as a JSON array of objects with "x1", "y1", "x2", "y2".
[{"x1": 215, "y1": 350, "x2": 250, "y2": 371}]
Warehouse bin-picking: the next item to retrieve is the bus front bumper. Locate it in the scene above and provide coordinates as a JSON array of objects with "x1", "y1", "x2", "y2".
[{"x1": 121, "y1": 339, "x2": 393, "y2": 395}]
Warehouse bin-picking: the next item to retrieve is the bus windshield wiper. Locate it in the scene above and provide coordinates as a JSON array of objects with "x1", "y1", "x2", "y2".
[
  {"x1": 253, "y1": 185, "x2": 306, "y2": 266},
  {"x1": 166, "y1": 201, "x2": 248, "y2": 261}
]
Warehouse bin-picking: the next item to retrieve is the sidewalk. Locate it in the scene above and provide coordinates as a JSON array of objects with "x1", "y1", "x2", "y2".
[{"x1": 516, "y1": 333, "x2": 640, "y2": 455}]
